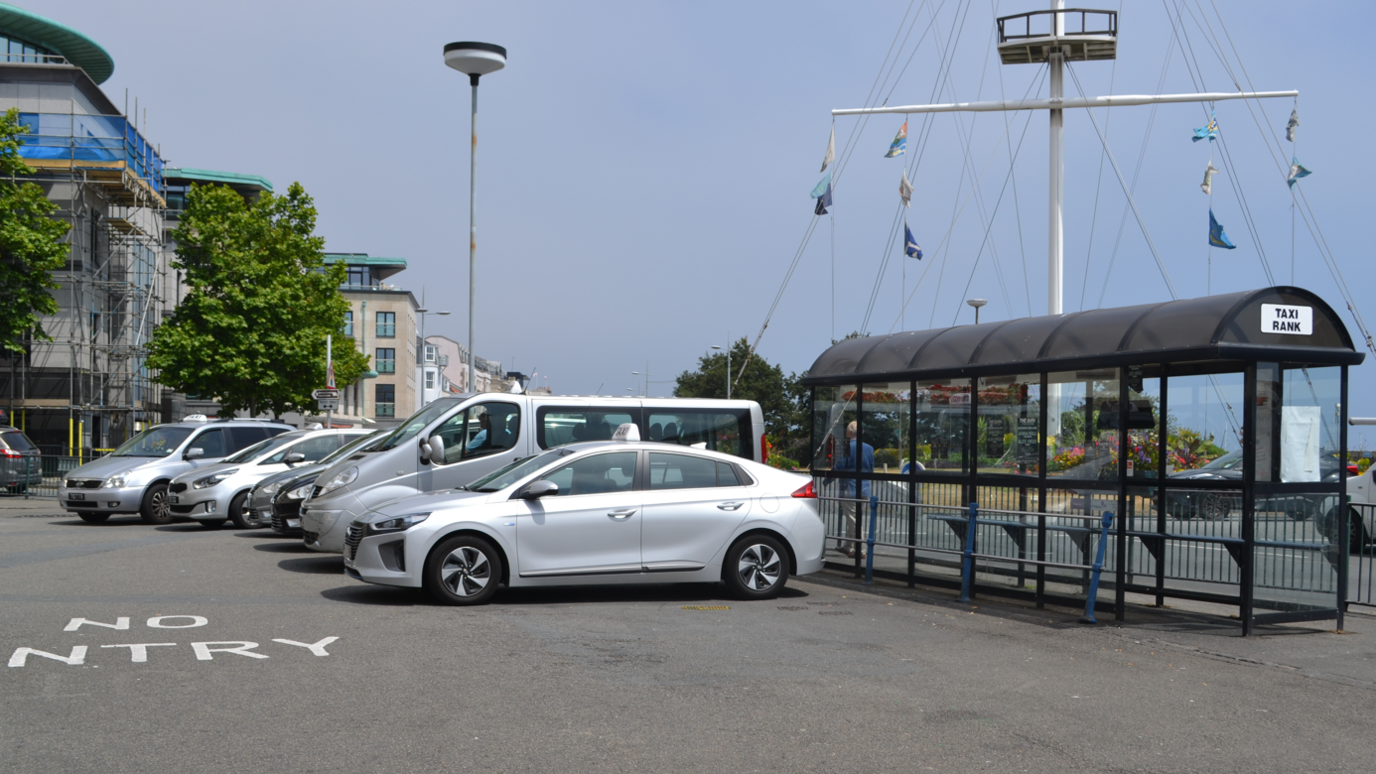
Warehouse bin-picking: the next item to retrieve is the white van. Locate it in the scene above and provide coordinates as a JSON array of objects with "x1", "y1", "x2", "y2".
[{"x1": 300, "y1": 394, "x2": 767, "y2": 552}]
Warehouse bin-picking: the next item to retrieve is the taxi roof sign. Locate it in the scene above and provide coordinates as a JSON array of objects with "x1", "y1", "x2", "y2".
[{"x1": 612, "y1": 423, "x2": 640, "y2": 442}]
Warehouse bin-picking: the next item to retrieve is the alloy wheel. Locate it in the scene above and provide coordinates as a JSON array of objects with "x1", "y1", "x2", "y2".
[
  {"x1": 440, "y1": 546, "x2": 491, "y2": 597},
  {"x1": 152, "y1": 490, "x2": 170, "y2": 521},
  {"x1": 737, "y1": 543, "x2": 781, "y2": 591}
]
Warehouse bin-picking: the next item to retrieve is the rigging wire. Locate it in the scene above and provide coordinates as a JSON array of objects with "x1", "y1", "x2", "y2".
[
  {"x1": 1078, "y1": 0, "x2": 1125, "y2": 311},
  {"x1": 993, "y1": 0, "x2": 1032, "y2": 317}
]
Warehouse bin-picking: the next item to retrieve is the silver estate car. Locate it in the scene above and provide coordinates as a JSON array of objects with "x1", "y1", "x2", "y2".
[
  {"x1": 168, "y1": 428, "x2": 371, "y2": 529},
  {"x1": 60, "y1": 419, "x2": 294, "y2": 524},
  {"x1": 245, "y1": 431, "x2": 383, "y2": 529},
  {"x1": 343, "y1": 430, "x2": 824, "y2": 605}
]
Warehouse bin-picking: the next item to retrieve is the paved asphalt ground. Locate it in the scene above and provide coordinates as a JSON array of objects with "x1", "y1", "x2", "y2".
[{"x1": 4, "y1": 497, "x2": 1376, "y2": 773}]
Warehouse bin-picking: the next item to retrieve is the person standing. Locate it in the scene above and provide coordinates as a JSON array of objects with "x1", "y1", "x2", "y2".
[{"x1": 833, "y1": 420, "x2": 875, "y2": 558}]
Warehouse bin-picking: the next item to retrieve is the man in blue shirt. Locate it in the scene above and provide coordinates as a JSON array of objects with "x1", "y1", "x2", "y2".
[{"x1": 833, "y1": 421, "x2": 874, "y2": 558}]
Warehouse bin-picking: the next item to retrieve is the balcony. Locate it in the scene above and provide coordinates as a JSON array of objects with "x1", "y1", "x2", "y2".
[
  {"x1": 375, "y1": 402, "x2": 395, "y2": 418},
  {"x1": 376, "y1": 358, "x2": 395, "y2": 374}
]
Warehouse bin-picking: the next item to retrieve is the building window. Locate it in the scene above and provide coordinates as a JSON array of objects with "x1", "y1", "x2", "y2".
[
  {"x1": 424, "y1": 344, "x2": 437, "y2": 363},
  {"x1": 343, "y1": 311, "x2": 353, "y2": 338},
  {"x1": 425, "y1": 370, "x2": 436, "y2": 390},
  {"x1": 376, "y1": 312, "x2": 395, "y2": 338},
  {"x1": 376, "y1": 348, "x2": 396, "y2": 374},
  {"x1": 346, "y1": 266, "x2": 372, "y2": 287},
  {"x1": 375, "y1": 384, "x2": 395, "y2": 417}
]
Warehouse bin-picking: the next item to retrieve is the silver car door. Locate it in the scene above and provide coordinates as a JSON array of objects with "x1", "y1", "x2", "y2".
[
  {"x1": 640, "y1": 452, "x2": 751, "y2": 570},
  {"x1": 515, "y1": 451, "x2": 640, "y2": 576},
  {"x1": 420, "y1": 401, "x2": 525, "y2": 493}
]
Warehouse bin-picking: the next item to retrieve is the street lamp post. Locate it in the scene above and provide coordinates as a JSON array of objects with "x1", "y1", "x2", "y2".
[
  {"x1": 444, "y1": 41, "x2": 506, "y2": 393},
  {"x1": 967, "y1": 298, "x2": 988, "y2": 325},
  {"x1": 417, "y1": 308, "x2": 451, "y2": 404}
]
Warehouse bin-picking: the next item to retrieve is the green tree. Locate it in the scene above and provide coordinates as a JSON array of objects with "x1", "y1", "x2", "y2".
[
  {"x1": 674, "y1": 338, "x2": 810, "y2": 465},
  {"x1": 0, "y1": 108, "x2": 71, "y2": 353},
  {"x1": 148, "y1": 182, "x2": 369, "y2": 417}
]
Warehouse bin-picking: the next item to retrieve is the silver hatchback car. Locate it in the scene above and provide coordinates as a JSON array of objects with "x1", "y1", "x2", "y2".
[{"x1": 343, "y1": 431, "x2": 825, "y2": 605}]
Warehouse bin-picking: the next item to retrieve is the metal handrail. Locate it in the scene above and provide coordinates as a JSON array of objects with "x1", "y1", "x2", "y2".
[{"x1": 996, "y1": 9, "x2": 1118, "y2": 44}]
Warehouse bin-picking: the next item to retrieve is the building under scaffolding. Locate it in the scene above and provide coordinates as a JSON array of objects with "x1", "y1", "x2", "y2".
[{"x1": 0, "y1": 6, "x2": 167, "y2": 455}]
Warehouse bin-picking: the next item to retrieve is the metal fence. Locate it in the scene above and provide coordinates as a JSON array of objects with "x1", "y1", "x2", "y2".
[{"x1": 1, "y1": 455, "x2": 104, "y2": 500}]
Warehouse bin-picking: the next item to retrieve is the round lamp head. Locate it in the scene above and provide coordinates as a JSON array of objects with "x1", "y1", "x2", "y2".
[
  {"x1": 966, "y1": 298, "x2": 989, "y2": 309},
  {"x1": 444, "y1": 42, "x2": 507, "y2": 76}
]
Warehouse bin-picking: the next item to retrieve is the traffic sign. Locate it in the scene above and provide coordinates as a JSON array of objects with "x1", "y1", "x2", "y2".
[
  {"x1": 317, "y1": 398, "x2": 339, "y2": 412},
  {"x1": 312, "y1": 388, "x2": 340, "y2": 400}
]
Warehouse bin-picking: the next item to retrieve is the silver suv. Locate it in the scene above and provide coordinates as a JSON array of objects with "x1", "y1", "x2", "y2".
[{"x1": 59, "y1": 418, "x2": 294, "y2": 525}]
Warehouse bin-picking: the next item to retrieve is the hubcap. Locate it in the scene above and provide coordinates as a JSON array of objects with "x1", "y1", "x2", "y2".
[
  {"x1": 737, "y1": 544, "x2": 781, "y2": 591},
  {"x1": 440, "y1": 546, "x2": 491, "y2": 597},
  {"x1": 152, "y1": 490, "x2": 170, "y2": 521}
]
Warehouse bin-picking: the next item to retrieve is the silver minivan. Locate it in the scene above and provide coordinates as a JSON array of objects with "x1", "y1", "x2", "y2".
[{"x1": 300, "y1": 394, "x2": 767, "y2": 552}]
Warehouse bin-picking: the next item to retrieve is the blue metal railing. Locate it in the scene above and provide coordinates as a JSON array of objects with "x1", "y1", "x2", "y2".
[{"x1": 14, "y1": 112, "x2": 165, "y2": 197}]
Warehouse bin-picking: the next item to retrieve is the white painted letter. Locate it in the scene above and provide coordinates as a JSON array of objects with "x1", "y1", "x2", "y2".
[
  {"x1": 8, "y1": 646, "x2": 88, "y2": 667},
  {"x1": 190, "y1": 641, "x2": 267, "y2": 661},
  {"x1": 147, "y1": 615, "x2": 208, "y2": 629},
  {"x1": 272, "y1": 636, "x2": 339, "y2": 657},
  {"x1": 100, "y1": 643, "x2": 176, "y2": 663},
  {"x1": 64, "y1": 617, "x2": 130, "y2": 632}
]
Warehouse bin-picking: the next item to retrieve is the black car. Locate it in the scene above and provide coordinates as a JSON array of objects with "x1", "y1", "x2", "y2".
[{"x1": 1166, "y1": 450, "x2": 1351, "y2": 520}]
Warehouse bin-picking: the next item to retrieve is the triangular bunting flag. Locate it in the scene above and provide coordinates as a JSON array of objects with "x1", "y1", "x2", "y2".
[
  {"x1": 1201, "y1": 162, "x2": 1219, "y2": 195},
  {"x1": 904, "y1": 222, "x2": 922, "y2": 260},
  {"x1": 1192, "y1": 113, "x2": 1219, "y2": 143},
  {"x1": 899, "y1": 170, "x2": 913, "y2": 208},
  {"x1": 1209, "y1": 209, "x2": 1237, "y2": 249},
  {"x1": 884, "y1": 121, "x2": 908, "y2": 158},
  {"x1": 1286, "y1": 108, "x2": 1300, "y2": 143},
  {"x1": 820, "y1": 126, "x2": 835, "y2": 173},
  {"x1": 1287, "y1": 157, "x2": 1312, "y2": 188}
]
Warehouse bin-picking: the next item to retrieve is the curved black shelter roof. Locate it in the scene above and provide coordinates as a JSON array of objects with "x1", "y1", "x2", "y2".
[{"x1": 802, "y1": 287, "x2": 1363, "y2": 386}]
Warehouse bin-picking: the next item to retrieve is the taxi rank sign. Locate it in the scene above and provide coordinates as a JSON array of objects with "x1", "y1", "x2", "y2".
[{"x1": 1261, "y1": 304, "x2": 1313, "y2": 336}]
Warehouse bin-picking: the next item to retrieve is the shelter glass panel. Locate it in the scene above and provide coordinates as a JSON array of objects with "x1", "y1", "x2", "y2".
[
  {"x1": 858, "y1": 382, "x2": 911, "y2": 475},
  {"x1": 1254, "y1": 365, "x2": 1341, "y2": 484},
  {"x1": 976, "y1": 374, "x2": 1040, "y2": 477},
  {"x1": 914, "y1": 378, "x2": 970, "y2": 475},
  {"x1": 1252, "y1": 492, "x2": 1341, "y2": 613},
  {"x1": 812, "y1": 385, "x2": 856, "y2": 545},
  {"x1": 1164, "y1": 371, "x2": 1243, "y2": 475},
  {"x1": 1047, "y1": 369, "x2": 1120, "y2": 480},
  {"x1": 1120, "y1": 367, "x2": 1163, "y2": 481}
]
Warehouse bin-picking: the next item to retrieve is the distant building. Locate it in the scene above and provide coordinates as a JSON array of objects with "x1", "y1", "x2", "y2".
[
  {"x1": 424, "y1": 335, "x2": 505, "y2": 398},
  {"x1": 325, "y1": 253, "x2": 418, "y2": 426}
]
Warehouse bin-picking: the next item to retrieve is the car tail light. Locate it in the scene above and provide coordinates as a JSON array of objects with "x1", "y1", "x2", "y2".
[
  {"x1": 791, "y1": 481, "x2": 817, "y2": 498},
  {"x1": 0, "y1": 449, "x2": 20, "y2": 458}
]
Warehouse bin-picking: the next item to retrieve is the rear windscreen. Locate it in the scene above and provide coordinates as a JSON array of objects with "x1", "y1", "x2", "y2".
[{"x1": 0, "y1": 432, "x2": 36, "y2": 451}]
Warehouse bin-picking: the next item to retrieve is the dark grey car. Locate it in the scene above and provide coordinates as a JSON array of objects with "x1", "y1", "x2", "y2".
[{"x1": 1, "y1": 427, "x2": 42, "y2": 493}]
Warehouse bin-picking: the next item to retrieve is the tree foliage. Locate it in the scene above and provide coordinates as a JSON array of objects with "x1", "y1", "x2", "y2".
[
  {"x1": 0, "y1": 108, "x2": 71, "y2": 352},
  {"x1": 673, "y1": 338, "x2": 810, "y2": 465},
  {"x1": 148, "y1": 182, "x2": 369, "y2": 417}
]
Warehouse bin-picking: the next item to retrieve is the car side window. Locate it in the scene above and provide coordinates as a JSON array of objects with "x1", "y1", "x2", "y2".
[
  {"x1": 540, "y1": 452, "x2": 638, "y2": 497},
  {"x1": 648, "y1": 452, "x2": 741, "y2": 490},
  {"x1": 264, "y1": 435, "x2": 339, "y2": 464},
  {"x1": 228, "y1": 427, "x2": 268, "y2": 451},
  {"x1": 646, "y1": 410, "x2": 748, "y2": 459},
  {"x1": 429, "y1": 402, "x2": 522, "y2": 465},
  {"x1": 191, "y1": 429, "x2": 226, "y2": 458},
  {"x1": 537, "y1": 408, "x2": 639, "y2": 449}
]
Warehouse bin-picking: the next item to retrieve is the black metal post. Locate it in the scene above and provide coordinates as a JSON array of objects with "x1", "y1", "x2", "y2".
[{"x1": 1241, "y1": 365, "x2": 1258, "y2": 635}]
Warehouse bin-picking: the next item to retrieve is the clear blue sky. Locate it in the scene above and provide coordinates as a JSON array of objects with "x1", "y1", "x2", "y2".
[{"x1": 32, "y1": 1, "x2": 1376, "y2": 428}]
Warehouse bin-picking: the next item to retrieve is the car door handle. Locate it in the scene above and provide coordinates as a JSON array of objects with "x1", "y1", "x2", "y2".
[
  {"x1": 717, "y1": 502, "x2": 744, "y2": 511},
  {"x1": 607, "y1": 509, "x2": 636, "y2": 520}
]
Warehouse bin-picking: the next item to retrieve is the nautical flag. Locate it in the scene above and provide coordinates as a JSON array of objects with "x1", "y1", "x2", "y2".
[
  {"x1": 814, "y1": 182, "x2": 833, "y2": 216},
  {"x1": 1286, "y1": 108, "x2": 1300, "y2": 143},
  {"x1": 810, "y1": 171, "x2": 831, "y2": 200},
  {"x1": 1287, "y1": 157, "x2": 1312, "y2": 188},
  {"x1": 1192, "y1": 113, "x2": 1219, "y2": 143},
  {"x1": 1200, "y1": 162, "x2": 1219, "y2": 195},
  {"x1": 1208, "y1": 209, "x2": 1237, "y2": 250},
  {"x1": 820, "y1": 126, "x2": 835, "y2": 172},
  {"x1": 899, "y1": 170, "x2": 914, "y2": 208},
  {"x1": 904, "y1": 222, "x2": 922, "y2": 260},
  {"x1": 884, "y1": 121, "x2": 908, "y2": 158}
]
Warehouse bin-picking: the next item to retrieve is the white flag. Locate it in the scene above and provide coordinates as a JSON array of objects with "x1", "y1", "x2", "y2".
[
  {"x1": 1285, "y1": 108, "x2": 1299, "y2": 143},
  {"x1": 1200, "y1": 162, "x2": 1219, "y2": 195},
  {"x1": 820, "y1": 126, "x2": 835, "y2": 173},
  {"x1": 899, "y1": 170, "x2": 913, "y2": 207}
]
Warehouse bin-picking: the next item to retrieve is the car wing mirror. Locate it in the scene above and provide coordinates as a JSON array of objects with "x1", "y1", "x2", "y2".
[
  {"x1": 424, "y1": 435, "x2": 445, "y2": 464},
  {"x1": 184, "y1": 447, "x2": 204, "y2": 460},
  {"x1": 285, "y1": 452, "x2": 306, "y2": 465},
  {"x1": 518, "y1": 480, "x2": 559, "y2": 500}
]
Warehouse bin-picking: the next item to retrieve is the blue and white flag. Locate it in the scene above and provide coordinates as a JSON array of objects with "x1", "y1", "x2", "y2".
[
  {"x1": 1192, "y1": 113, "x2": 1219, "y2": 143},
  {"x1": 884, "y1": 121, "x2": 908, "y2": 158},
  {"x1": 812, "y1": 172, "x2": 833, "y2": 216},
  {"x1": 904, "y1": 221, "x2": 922, "y2": 260},
  {"x1": 820, "y1": 126, "x2": 835, "y2": 173},
  {"x1": 1208, "y1": 209, "x2": 1237, "y2": 250},
  {"x1": 1287, "y1": 157, "x2": 1312, "y2": 188}
]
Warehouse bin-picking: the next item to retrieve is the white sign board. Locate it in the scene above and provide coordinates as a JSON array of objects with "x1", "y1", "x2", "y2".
[
  {"x1": 312, "y1": 388, "x2": 340, "y2": 400},
  {"x1": 1280, "y1": 405, "x2": 1321, "y2": 483},
  {"x1": 316, "y1": 398, "x2": 339, "y2": 412},
  {"x1": 1261, "y1": 304, "x2": 1313, "y2": 336}
]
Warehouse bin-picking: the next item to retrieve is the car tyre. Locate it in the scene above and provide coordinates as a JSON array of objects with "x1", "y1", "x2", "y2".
[
  {"x1": 228, "y1": 492, "x2": 254, "y2": 530},
  {"x1": 425, "y1": 535, "x2": 502, "y2": 606},
  {"x1": 724, "y1": 534, "x2": 790, "y2": 600},
  {"x1": 78, "y1": 512, "x2": 110, "y2": 524},
  {"x1": 1201, "y1": 493, "x2": 1230, "y2": 521},
  {"x1": 140, "y1": 483, "x2": 173, "y2": 525}
]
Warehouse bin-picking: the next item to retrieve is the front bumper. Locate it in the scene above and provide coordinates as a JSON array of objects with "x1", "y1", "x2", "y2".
[
  {"x1": 300, "y1": 496, "x2": 360, "y2": 553},
  {"x1": 58, "y1": 485, "x2": 142, "y2": 513},
  {"x1": 342, "y1": 524, "x2": 420, "y2": 588},
  {"x1": 169, "y1": 480, "x2": 235, "y2": 519}
]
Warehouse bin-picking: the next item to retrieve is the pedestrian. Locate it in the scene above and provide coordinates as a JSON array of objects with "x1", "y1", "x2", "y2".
[{"x1": 832, "y1": 420, "x2": 874, "y2": 558}]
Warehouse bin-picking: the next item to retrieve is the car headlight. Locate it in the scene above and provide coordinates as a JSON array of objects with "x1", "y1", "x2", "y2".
[
  {"x1": 103, "y1": 475, "x2": 127, "y2": 488},
  {"x1": 367, "y1": 512, "x2": 430, "y2": 534},
  {"x1": 259, "y1": 481, "x2": 283, "y2": 498},
  {"x1": 193, "y1": 468, "x2": 238, "y2": 489},
  {"x1": 285, "y1": 483, "x2": 314, "y2": 500},
  {"x1": 316, "y1": 466, "x2": 358, "y2": 497}
]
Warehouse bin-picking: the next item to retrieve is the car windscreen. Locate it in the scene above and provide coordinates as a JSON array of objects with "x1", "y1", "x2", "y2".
[
  {"x1": 225, "y1": 433, "x2": 301, "y2": 463},
  {"x1": 110, "y1": 427, "x2": 194, "y2": 457},
  {"x1": 320, "y1": 432, "x2": 383, "y2": 464},
  {"x1": 467, "y1": 448, "x2": 574, "y2": 492},
  {"x1": 375, "y1": 399, "x2": 461, "y2": 451},
  {"x1": 1198, "y1": 450, "x2": 1243, "y2": 471}
]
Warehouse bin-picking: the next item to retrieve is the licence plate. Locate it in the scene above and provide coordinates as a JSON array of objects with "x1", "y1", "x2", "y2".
[
  {"x1": 69, "y1": 493, "x2": 84, "y2": 501},
  {"x1": 170, "y1": 495, "x2": 180, "y2": 504}
]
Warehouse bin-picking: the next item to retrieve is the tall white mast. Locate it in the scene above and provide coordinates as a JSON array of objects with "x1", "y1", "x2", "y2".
[{"x1": 1048, "y1": 0, "x2": 1064, "y2": 316}]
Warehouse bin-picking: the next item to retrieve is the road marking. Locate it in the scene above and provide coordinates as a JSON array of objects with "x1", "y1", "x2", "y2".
[
  {"x1": 191, "y1": 641, "x2": 268, "y2": 660},
  {"x1": 682, "y1": 605, "x2": 730, "y2": 611},
  {"x1": 271, "y1": 637, "x2": 339, "y2": 656},
  {"x1": 9, "y1": 646, "x2": 86, "y2": 667},
  {"x1": 100, "y1": 643, "x2": 175, "y2": 662},
  {"x1": 64, "y1": 617, "x2": 129, "y2": 631},
  {"x1": 147, "y1": 615, "x2": 208, "y2": 629}
]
